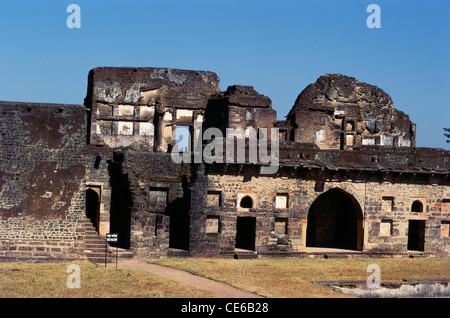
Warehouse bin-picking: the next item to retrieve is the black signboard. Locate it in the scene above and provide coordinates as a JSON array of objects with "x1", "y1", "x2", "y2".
[
  {"x1": 105, "y1": 233, "x2": 118, "y2": 267},
  {"x1": 106, "y1": 233, "x2": 118, "y2": 243}
]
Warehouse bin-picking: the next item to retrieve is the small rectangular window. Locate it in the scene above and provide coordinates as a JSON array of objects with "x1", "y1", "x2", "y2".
[
  {"x1": 380, "y1": 220, "x2": 393, "y2": 236},
  {"x1": 275, "y1": 218, "x2": 288, "y2": 235},
  {"x1": 206, "y1": 191, "x2": 222, "y2": 207},
  {"x1": 441, "y1": 221, "x2": 450, "y2": 238},
  {"x1": 175, "y1": 125, "x2": 191, "y2": 152},
  {"x1": 206, "y1": 216, "x2": 220, "y2": 233},
  {"x1": 155, "y1": 214, "x2": 164, "y2": 237},
  {"x1": 278, "y1": 130, "x2": 287, "y2": 142},
  {"x1": 149, "y1": 188, "x2": 168, "y2": 209},
  {"x1": 382, "y1": 196, "x2": 394, "y2": 212}
]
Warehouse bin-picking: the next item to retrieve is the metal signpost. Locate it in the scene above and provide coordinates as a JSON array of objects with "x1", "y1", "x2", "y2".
[{"x1": 105, "y1": 233, "x2": 118, "y2": 268}]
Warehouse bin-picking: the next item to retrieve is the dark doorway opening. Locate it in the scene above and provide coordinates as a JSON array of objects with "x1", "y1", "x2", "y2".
[
  {"x1": 407, "y1": 220, "x2": 425, "y2": 251},
  {"x1": 168, "y1": 202, "x2": 190, "y2": 251},
  {"x1": 168, "y1": 177, "x2": 191, "y2": 251},
  {"x1": 235, "y1": 217, "x2": 256, "y2": 251},
  {"x1": 108, "y1": 152, "x2": 132, "y2": 249},
  {"x1": 86, "y1": 188, "x2": 100, "y2": 232},
  {"x1": 306, "y1": 188, "x2": 364, "y2": 250}
]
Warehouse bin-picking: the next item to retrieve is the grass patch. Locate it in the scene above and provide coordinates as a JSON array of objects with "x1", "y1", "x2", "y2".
[
  {"x1": 151, "y1": 257, "x2": 450, "y2": 298},
  {"x1": 0, "y1": 261, "x2": 218, "y2": 298},
  {"x1": 0, "y1": 258, "x2": 448, "y2": 298}
]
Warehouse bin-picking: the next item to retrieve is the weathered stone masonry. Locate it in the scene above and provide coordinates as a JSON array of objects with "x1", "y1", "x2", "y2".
[
  {"x1": 0, "y1": 102, "x2": 87, "y2": 261},
  {"x1": 0, "y1": 67, "x2": 449, "y2": 262}
]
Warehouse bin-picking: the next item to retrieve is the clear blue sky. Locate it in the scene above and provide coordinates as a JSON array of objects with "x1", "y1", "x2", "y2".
[{"x1": 0, "y1": 0, "x2": 448, "y2": 149}]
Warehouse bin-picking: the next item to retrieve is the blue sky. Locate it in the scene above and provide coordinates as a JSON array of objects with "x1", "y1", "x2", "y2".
[{"x1": 0, "y1": 0, "x2": 448, "y2": 149}]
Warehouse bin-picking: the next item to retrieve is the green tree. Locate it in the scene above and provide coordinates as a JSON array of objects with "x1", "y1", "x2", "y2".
[{"x1": 444, "y1": 128, "x2": 450, "y2": 143}]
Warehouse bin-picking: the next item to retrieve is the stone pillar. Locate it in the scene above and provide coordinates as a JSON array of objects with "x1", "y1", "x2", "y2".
[
  {"x1": 154, "y1": 112, "x2": 163, "y2": 152},
  {"x1": 299, "y1": 219, "x2": 308, "y2": 250}
]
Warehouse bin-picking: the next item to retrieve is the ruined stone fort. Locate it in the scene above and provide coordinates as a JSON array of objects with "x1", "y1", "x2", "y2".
[{"x1": 0, "y1": 67, "x2": 449, "y2": 262}]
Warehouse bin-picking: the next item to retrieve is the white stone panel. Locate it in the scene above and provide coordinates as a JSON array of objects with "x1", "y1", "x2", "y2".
[
  {"x1": 139, "y1": 106, "x2": 154, "y2": 118},
  {"x1": 314, "y1": 130, "x2": 325, "y2": 143},
  {"x1": 398, "y1": 136, "x2": 411, "y2": 147},
  {"x1": 118, "y1": 122, "x2": 133, "y2": 135},
  {"x1": 380, "y1": 220, "x2": 392, "y2": 236},
  {"x1": 163, "y1": 111, "x2": 173, "y2": 122},
  {"x1": 362, "y1": 138, "x2": 375, "y2": 146},
  {"x1": 176, "y1": 109, "x2": 193, "y2": 120},
  {"x1": 139, "y1": 122, "x2": 154, "y2": 136},
  {"x1": 380, "y1": 135, "x2": 394, "y2": 146},
  {"x1": 275, "y1": 195, "x2": 288, "y2": 209},
  {"x1": 118, "y1": 105, "x2": 134, "y2": 116}
]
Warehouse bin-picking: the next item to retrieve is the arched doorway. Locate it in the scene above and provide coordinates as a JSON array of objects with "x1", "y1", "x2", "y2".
[
  {"x1": 306, "y1": 188, "x2": 363, "y2": 250},
  {"x1": 86, "y1": 188, "x2": 100, "y2": 233}
]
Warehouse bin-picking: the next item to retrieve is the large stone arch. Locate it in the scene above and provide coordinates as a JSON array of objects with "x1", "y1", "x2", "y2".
[{"x1": 306, "y1": 187, "x2": 364, "y2": 251}]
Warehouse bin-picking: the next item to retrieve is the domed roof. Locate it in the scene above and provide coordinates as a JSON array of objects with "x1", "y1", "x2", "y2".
[{"x1": 292, "y1": 74, "x2": 393, "y2": 111}]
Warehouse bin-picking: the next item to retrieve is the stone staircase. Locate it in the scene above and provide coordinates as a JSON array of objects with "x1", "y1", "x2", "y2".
[{"x1": 83, "y1": 219, "x2": 134, "y2": 264}]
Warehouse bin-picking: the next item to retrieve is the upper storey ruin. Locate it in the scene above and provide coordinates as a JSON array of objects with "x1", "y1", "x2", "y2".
[
  {"x1": 285, "y1": 73, "x2": 415, "y2": 150},
  {"x1": 84, "y1": 67, "x2": 448, "y2": 176},
  {"x1": 86, "y1": 68, "x2": 416, "y2": 151},
  {"x1": 85, "y1": 66, "x2": 220, "y2": 150}
]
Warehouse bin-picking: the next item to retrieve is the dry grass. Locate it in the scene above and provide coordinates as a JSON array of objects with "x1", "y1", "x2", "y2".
[
  {"x1": 152, "y1": 257, "x2": 450, "y2": 298},
  {"x1": 0, "y1": 258, "x2": 448, "y2": 298},
  {"x1": 0, "y1": 261, "x2": 218, "y2": 298}
]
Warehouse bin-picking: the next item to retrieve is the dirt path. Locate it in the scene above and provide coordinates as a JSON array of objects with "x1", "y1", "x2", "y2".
[{"x1": 117, "y1": 260, "x2": 264, "y2": 298}]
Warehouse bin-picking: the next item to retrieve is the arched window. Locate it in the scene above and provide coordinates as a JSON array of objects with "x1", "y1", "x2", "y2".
[
  {"x1": 240, "y1": 196, "x2": 253, "y2": 209},
  {"x1": 411, "y1": 200, "x2": 423, "y2": 213}
]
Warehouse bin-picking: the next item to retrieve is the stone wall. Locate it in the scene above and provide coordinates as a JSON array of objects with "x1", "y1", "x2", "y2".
[
  {"x1": 122, "y1": 151, "x2": 191, "y2": 257},
  {"x1": 188, "y1": 165, "x2": 450, "y2": 257},
  {"x1": 85, "y1": 146, "x2": 113, "y2": 236},
  {"x1": 364, "y1": 182, "x2": 450, "y2": 254},
  {"x1": 0, "y1": 102, "x2": 87, "y2": 262},
  {"x1": 1, "y1": 67, "x2": 447, "y2": 262}
]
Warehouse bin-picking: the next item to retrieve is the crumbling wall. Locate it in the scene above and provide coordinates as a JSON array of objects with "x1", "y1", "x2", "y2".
[
  {"x1": 204, "y1": 85, "x2": 277, "y2": 140},
  {"x1": 0, "y1": 102, "x2": 87, "y2": 261},
  {"x1": 286, "y1": 74, "x2": 416, "y2": 150},
  {"x1": 85, "y1": 67, "x2": 221, "y2": 151},
  {"x1": 0, "y1": 67, "x2": 447, "y2": 262}
]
